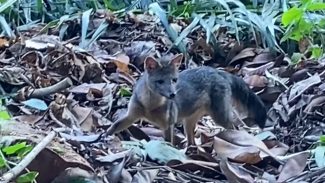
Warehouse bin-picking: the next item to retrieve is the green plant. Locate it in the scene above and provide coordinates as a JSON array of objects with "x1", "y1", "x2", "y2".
[
  {"x1": 281, "y1": 0, "x2": 325, "y2": 59},
  {"x1": 0, "y1": 141, "x2": 37, "y2": 182}
]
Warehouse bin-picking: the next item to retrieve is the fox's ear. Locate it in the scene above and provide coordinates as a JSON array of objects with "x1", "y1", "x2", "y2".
[
  {"x1": 169, "y1": 53, "x2": 183, "y2": 68},
  {"x1": 144, "y1": 56, "x2": 159, "y2": 72}
]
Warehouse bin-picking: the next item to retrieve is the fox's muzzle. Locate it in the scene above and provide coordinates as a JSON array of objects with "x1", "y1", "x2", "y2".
[{"x1": 169, "y1": 93, "x2": 176, "y2": 99}]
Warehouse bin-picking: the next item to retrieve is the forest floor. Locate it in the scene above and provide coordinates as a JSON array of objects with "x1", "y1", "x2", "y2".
[{"x1": 1, "y1": 8, "x2": 325, "y2": 183}]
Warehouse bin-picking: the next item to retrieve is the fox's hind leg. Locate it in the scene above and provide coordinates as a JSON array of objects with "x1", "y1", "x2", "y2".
[
  {"x1": 183, "y1": 111, "x2": 205, "y2": 146},
  {"x1": 210, "y1": 94, "x2": 235, "y2": 130}
]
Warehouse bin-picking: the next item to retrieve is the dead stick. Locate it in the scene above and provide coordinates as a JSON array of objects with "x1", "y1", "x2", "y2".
[
  {"x1": 0, "y1": 130, "x2": 57, "y2": 183},
  {"x1": 29, "y1": 78, "x2": 73, "y2": 98}
]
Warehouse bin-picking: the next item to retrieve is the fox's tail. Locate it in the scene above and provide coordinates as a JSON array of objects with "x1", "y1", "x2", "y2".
[{"x1": 228, "y1": 74, "x2": 267, "y2": 129}]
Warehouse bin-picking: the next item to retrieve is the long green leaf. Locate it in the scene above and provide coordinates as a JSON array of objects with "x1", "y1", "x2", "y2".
[
  {"x1": 86, "y1": 20, "x2": 109, "y2": 48},
  {"x1": 0, "y1": 15, "x2": 15, "y2": 39},
  {"x1": 174, "y1": 16, "x2": 200, "y2": 46},
  {"x1": 212, "y1": 0, "x2": 240, "y2": 41},
  {"x1": 307, "y1": 3, "x2": 325, "y2": 11},
  {"x1": 80, "y1": 8, "x2": 93, "y2": 48},
  {"x1": 149, "y1": 2, "x2": 187, "y2": 54},
  {"x1": 194, "y1": 13, "x2": 221, "y2": 57},
  {"x1": 0, "y1": 0, "x2": 18, "y2": 13}
]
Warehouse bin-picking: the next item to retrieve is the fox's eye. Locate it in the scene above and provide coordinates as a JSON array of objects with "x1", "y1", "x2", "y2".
[
  {"x1": 172, "y1": 78, "x2": 178, "y2": 83},
  {"x1": 156, "y1": 80, "x2": 164, "y2": 84}
]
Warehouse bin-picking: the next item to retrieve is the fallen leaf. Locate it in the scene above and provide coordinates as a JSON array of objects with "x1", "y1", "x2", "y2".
[
  {"x1": 288, "y1": 74, "x2": 321, "y2": 104},
  {"x1": 214, "y1": 136, "x2": 262, "y2": 164},
  {"x1": 113, "y1": 53, "x2": 131, "y2": 74},
  {"x1": 131, "y1": 169, "x2": 159, "y2": 183},
  {"x1": 220, "y1": 159, "x2": 254, "y2": 183},
  {"x1": 277, "y1": 151, "x2": 310, "y2": 182},
  {"x1": 216, "y1": 130, "x2": 278, "y2": 160},
  {"x1": 243, "y1": 75, "x2": 268, "y2": 88},
  {"x1": 144, "y1": 140, "x2": 188, "y2": 164},
  {"x1": 96, "y1": 150, "x2": 131, "y2": 163},
  {"x1": 314, "y1": 145, "x2": 325, "y2": 168},
  {"x1": 59, "y1": 132, "x2": 102, "y2": 143},
  {"x1": 21, "y1": 98, "x2": 48, "y2": 111},
  {"x1": 229, "y1": 48, "x2": 256, "y2": 66}
]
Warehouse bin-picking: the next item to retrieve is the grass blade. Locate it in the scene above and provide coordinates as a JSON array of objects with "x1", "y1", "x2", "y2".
[
  {"x1": 80, "y1": 8, "x2": 93, "y2": 48},
  {"x1": 0, "y1": 15, "x2": 15, "y2": 39},
  {"x1": 149, "y1": 2, "x2": 187, "y2": 54},
  {"x1": 0, "y1": 0, "x2": 18, "y2": 13},
  {"x1": 174, "y1": 16, "x2": 200, "y2": 46},
  {"x1": 86, "y1": 20, "x2": 109, "y2": 48}
]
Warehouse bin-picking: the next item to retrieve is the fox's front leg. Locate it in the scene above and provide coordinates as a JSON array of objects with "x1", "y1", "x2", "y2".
[
  {"x1": 164, "y1": 123, "x2": 174, "y2": 145},
  {"x1": 164, "y1": 101, "x2": 177, "y2": 145},
  {"x1": 106, "y1": 113, "x2": 139, "y2": 135},
  {"x1": 106, "y1": 98, "x2": 142, "y2": 135}
]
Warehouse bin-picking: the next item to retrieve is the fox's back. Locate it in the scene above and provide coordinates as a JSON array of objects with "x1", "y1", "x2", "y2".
[{"x1": 175, "y1": 66, "x2": 232, "y2": 117}]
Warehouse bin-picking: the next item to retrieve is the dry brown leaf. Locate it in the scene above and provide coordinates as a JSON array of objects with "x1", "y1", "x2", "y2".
[
  {"x1": 214, "y1": 136, "x2": 262, "y2": 164},
  {"x1": 220, "y1": 159, "x2": 254, "y2": 183},
  {"x1": 113, "y1": 53, "x2": 131, "y2": 74},
  {"x1": 277, "y1": 151, "x2": 310, "y2": 182},
  {"x1": 131, "y1": 169, "x2": 159, "y2": 183},
  {"x1": 288, "y1": 73, "x2": 321, "y2": 103},
  {"x1": 72, "y1": 105, "x2": 96, "y2": 131},
  {"x1": 168, "y1": 159, "x2": 220, "y2": 176},
  {"x1": 243, "y1": 75, "x2": 268, "y2": 88},
  {"x1": 250, "y1": 51, "x2": 276, "y2": 64},
  {"x1": 0, "y1": 37, "x2": 9, "y2": 48},
  {"x1": 96, "y1": 150, "x2": 131, "y2": 163},
  {"x1": 69, "y1": 83, "x2": 108, "y2": 94},
  {"x1": 303, "y1": 95, "x2": 325, "y2": 113},
  {"x1": 241, "y1": 62, "x2": 274, "y2": 76},
  {"x1": 229, "y1": 48, "x2": 256, "y2": 65},
  {"x1": 216, "y1": 130, "x2": 278, "y2": 160}
]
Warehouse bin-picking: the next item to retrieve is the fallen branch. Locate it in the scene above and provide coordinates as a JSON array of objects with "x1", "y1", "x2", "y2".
[
  {"x1": 30, "y1": 77, "x2": 73, "y2": 98},
  {"x1": 0, "y1": 130, "x2": 57, "y2": 183}
]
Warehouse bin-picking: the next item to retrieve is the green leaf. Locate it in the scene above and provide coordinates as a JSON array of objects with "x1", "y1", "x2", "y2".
[
  {"x1": 315, "y1": 146, "x2": 325, "y2": 168},
  {"x1": 211, "y1": 0, "x2": 240, "y2": 42},
  {"x1": 0, "y1": 110, "x2": 11, "y2": 120},
  {"x1": 36, "y1": 0, "x2": 43, "y2": 13},
  {"x1": 0, "y1": 0, "x2": 18, "y2": 13},
  {"x1": 86, "y1": 20, "x2": 108, "y2": 48},
  {"x1": 38, "y1": 19, "x2": 60, "y2": 34},
  {"x1": 306, "y1": 3, "x2": 325, "y2": 11},
  {"x1": 80, "y1": 9, "x2": 93, "y2": 49},
  {"x1": 174, "y1": 16, "x2": 200, "y2": 46},
  {"x1": 103, "y1": 0, "x2": 126, "y2": 10},
  {"x1": 119, "y1": 87, "x2": 132, "y2": 97},
  {"x1": 320, "y1": 135, "x2": 325, "y2": 143},
  {"x1": 0, "y1": 155, "x2": 5, "y2": 168},
  {"x1": 16, "y1": 171, "x2": 39, "y2": 183},
  {"x1": 2, "y1": 142, "x2": 27, "y2": 155},
  {"x1": 311, "y1": 46, "x2": 323, "y2": 59},
  {"x1": 149, "y1": 3, "x2": 187, "y2": 54},
  {"x1": 0, "y1": 15, "x2": 15, "y2": 39},
  {"x1": 170, "y1": 0, "x2": 177, "y2": 11},
  {"x1": 291, "y1": 52, "x2": 303, "y2": 64},
  {"x1": 281, "y1": 7, "x2": 303, "y2": 27},
  {"x1": 17, "y1": 145, "x2": 33, "y2": 158}
]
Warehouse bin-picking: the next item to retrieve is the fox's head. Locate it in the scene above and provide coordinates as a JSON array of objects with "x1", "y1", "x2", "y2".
[{"x1": 143, "y1": 53, "x2": 183, "y2": 99}]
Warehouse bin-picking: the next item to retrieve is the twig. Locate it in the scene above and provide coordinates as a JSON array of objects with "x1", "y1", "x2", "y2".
[
  {"x1": 0, "y1": 130, "x2": 57, "y2": 183},
  {"x1": 29, "y1": 78, "x2": 73, "y2": 98}
]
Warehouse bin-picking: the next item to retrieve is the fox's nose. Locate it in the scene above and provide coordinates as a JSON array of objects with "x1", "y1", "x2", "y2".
[{"x1": 169, "y1": 93, "x2": 176, "y2": 98}]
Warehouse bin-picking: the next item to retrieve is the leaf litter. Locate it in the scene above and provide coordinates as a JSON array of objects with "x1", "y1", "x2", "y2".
[{"x1": 0, "y1": 8, "x2": 325, "y2": 183}]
